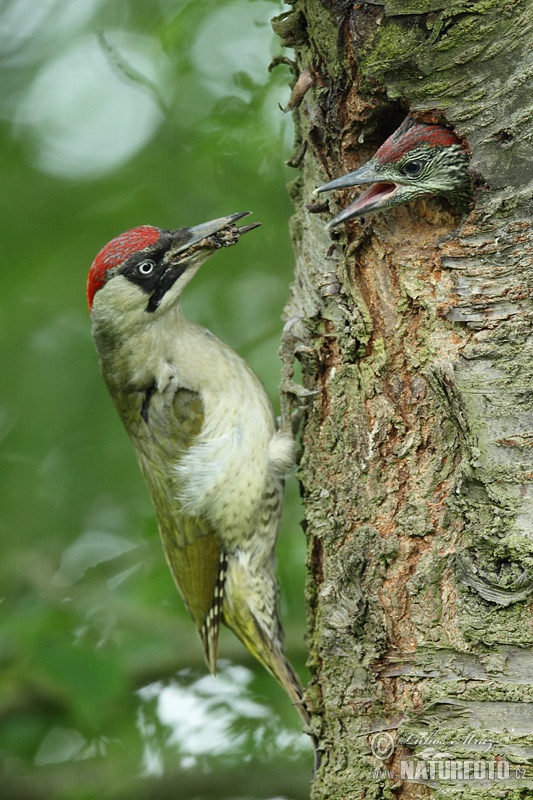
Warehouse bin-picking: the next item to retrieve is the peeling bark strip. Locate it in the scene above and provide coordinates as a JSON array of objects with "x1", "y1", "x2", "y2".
[{"x1": 274, "y1": 0, "x2": 533, "y2": 797}]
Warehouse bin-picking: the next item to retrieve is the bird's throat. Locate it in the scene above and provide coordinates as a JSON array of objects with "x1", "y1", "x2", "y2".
[
  {"x1": 351, "y1": 181, "x2": 398, "y2": 213},
  {"x1": 328, "y1": 181, "x2": 398, "y2": 227}
]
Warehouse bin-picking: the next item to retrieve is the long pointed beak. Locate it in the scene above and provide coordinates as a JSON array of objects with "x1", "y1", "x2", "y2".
[
  {"x1": 314, "y1": 161, "x2": 400, "y2": 229},
  {"x1": 147, "y1": 213, "x2": 260, "y2": 313},
  {"x1": 171, "y1": 212, "x2": 260, "y2": 253},
  {"x1": 325, "y1": 182, "x2": 400, "y2": 229},
  {"x1": 314, "y1": 161, "x2": 381, "y2": 194}
]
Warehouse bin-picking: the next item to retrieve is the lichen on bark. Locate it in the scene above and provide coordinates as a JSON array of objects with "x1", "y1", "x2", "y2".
[{"x1": 274, "y1": 0, "x2": 533, "y2": 797}]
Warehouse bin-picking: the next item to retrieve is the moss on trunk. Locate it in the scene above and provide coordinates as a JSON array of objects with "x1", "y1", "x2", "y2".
[{"x1": 274, "y1": 0, "x2": 533, "y2": 796}]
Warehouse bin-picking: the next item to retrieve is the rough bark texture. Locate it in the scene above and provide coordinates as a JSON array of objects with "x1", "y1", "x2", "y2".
[{"x1": 272, "y1": 1, "x2": 533, "y2": 797}]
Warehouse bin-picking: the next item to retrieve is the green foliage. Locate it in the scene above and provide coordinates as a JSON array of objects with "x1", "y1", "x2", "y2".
[{"x1": 0, "y1": 0, "x2": 312, "y2": 796}]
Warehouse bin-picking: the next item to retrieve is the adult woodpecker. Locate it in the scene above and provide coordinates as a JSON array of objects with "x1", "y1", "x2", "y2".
[
  {"x1": 87, "y1": 213, "x2": 313, "y2": 739},
  {"x1": 315, "y1": 116, "x2": 471, "y2": 228}
]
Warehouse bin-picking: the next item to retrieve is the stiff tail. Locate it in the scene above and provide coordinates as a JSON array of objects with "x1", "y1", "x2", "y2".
[
  {"x1": 252, "y1": 623, "x2": 310, "y2": 725},
  {"x1": 229, "y1": 607, "x2": 321, "y2": 770},
  {"x1": 222, "y1": 557, "x2": 320, "y2": 769}
]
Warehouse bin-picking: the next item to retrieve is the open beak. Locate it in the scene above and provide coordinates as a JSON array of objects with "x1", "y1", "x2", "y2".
[
  {"x1": 315, "y1": 162, "x2": 399, "y2": 229},
  {"x1": 171, "y1": 212, "x2": 261, "y2": 253}
]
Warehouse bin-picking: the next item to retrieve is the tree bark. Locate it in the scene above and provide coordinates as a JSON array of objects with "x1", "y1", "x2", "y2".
[{"x1": 273, "y1": 1, "x2": 533, "y2": 797}]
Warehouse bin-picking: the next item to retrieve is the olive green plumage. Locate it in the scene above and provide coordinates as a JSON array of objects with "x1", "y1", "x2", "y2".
[{"x1": 88, "y1": 215, "x2": 314, "y2": 753}]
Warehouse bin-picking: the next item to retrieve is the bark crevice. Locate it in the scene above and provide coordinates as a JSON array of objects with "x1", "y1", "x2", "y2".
[{"x1": 275, "y1": 0, "x2": 533, "y2": 796}]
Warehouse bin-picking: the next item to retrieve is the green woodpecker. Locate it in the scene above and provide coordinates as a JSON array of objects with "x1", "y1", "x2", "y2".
[
  {"x1": 315, "y1": 116, "x2": 471, "y2": 228},
  {"x1": 87, "y1": 213, "x2": 312, "y2": 738}
]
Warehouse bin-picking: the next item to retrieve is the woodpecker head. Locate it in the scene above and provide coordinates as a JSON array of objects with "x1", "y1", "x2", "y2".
[
  {"x1": 87, "y1": 213, "x2": 259, "y2": 331},
  {"x1": 315, "y1": 116, "x2": 471, "y2": 228}
]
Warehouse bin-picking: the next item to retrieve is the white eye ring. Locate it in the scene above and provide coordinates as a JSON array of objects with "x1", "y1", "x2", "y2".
[{"x1": 137, "y1": 259, "x2": 155, "y2": 276}]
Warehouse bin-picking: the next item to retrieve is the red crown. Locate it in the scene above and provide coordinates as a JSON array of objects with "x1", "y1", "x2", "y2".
[
  {"x1": 376, "y1": 118, "x2": 462, "y2": 165},
  {"x1": 87, "y1": 226, "x2": 161, "y2": 308}
]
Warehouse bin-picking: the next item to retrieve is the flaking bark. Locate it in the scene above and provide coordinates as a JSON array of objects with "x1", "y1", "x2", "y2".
[{"x1": 274, "y1": 1, "x2": 533, "y2": 797}]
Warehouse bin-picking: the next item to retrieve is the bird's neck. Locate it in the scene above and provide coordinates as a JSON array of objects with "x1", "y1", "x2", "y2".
[
  {"x1": 441, "y1": 185, "x2": 472, "y2": 214},
  {"x1": 95, "y1": 303, "x2": 258, "y2": 400}
]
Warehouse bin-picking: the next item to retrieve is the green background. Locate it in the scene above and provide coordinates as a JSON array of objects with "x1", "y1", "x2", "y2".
[{"x1": 0, "y1": 1, "x2": 313, "y2": 797}]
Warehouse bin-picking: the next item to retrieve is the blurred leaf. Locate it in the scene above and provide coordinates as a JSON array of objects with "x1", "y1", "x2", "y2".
[
  {"x1": 31, "y1": 639, "x2": 127, "y2": 725},
  {"x1": 0, "y1": 0, "x2": 310, "y2": 797}
]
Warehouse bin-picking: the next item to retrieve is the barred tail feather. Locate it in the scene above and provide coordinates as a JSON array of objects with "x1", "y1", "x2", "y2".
[{"x1": 199, "y1": 552, "x2": 227, "y2": 675}]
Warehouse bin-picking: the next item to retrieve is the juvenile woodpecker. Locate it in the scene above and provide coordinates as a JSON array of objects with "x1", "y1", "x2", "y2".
[
  {"x1": 315, "y1": 116, "x2": 471, "y2": 228},
  {"x1": 87, "y1": 213, "x2": 312, "y2": 735}
]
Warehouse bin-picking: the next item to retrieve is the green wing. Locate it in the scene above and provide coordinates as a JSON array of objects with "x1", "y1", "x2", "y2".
[
  {"x1": 120, "y1": 385, "x2": 224, "y2": 673},
  {"x1": 160, "y1": 512, "x2": 224, "y2": 674}
]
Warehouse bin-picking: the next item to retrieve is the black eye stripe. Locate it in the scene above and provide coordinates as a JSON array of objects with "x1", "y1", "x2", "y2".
[
  {"x1": 122, "y1": 254, "x2": 163, "y2": 295},
  {"x1": 120, "y1": 243, "x2": 187, "y2": 312},
  {"x1": 146, "y1": 265, "x2": 188, "y2": 312}
]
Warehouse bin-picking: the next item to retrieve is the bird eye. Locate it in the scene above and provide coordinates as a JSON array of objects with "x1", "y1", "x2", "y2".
[
  {"x1": 136, "y1": 259, "x2": 156, "y2": 277},
  {"x1": 402, "y1": 159, "x2": 424, "y2": 177}
]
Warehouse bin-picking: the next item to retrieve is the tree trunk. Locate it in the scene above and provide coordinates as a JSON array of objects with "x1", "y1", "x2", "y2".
[{"x1": 273, "y1": 1, "x2": 533, "y2": 797}]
